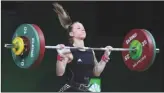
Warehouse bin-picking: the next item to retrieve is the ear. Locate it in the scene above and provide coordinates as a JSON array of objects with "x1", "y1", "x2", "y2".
[{"x1": 69, "y1": 32, "x2": 74, "y2": 37}]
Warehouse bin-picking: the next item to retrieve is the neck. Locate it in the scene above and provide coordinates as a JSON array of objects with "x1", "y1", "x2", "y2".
[{"x1": 73, "y1": 38, "x2": 85, "y2": 48}]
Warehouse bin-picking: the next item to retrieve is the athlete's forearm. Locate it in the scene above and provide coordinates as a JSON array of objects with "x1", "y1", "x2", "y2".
[
  {"x1": 56, "y1": 58, "x2": 69, "y2": 76},
  {"x1": 93, "y1": 61, "x2": 107, "y2": 76}
]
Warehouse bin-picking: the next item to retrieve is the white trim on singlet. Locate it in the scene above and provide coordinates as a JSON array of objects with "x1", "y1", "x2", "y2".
[{"x1": 58, "y1": 84, "x2": 71, "y2": 92}]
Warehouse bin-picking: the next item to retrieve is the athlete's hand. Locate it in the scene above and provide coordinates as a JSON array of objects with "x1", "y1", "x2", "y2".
[
  {"x1": 101, "y1": 46, "x2": 113, "y2": 63},
  {"x1": 56, "y1": 44, "x2": 71, "y2": 56}
]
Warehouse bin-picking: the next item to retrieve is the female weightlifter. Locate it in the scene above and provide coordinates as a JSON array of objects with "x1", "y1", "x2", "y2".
[{"x1": 53, "y1": 3, "x2": 113, "y2": 92}]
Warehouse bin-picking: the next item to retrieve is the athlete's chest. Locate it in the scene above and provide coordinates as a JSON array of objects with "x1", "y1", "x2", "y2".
[{"x1": 71, "y1": 49, "x2": 94, "y2": 65}]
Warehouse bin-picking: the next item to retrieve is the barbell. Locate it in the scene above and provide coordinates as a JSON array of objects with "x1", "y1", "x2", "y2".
[{"x1": 4, "y1": 24, "x2": 160, "y2": 71}]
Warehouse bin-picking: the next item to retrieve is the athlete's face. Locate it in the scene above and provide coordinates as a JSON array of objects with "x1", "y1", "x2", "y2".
[{"x1": 69, "y1": 22, "x2": 86, "y2": 40}]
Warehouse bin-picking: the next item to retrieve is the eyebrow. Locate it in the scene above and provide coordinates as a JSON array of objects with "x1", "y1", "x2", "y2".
[{"x1": 76, "y1": 25, "x2": 80, "y2": 28}]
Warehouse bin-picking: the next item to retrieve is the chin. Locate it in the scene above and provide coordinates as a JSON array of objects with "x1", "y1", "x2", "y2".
[
  {"x1": 79, "y1": 34, "x2": 86, "y2": 40},
  {"x1": 79, "y1": 36, "x2": 86, "y2": 40}
]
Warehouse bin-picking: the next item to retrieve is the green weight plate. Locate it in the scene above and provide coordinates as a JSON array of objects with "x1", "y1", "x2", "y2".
[{"x1": 129, "y1": 40, "x2": 142, "y2": 60}]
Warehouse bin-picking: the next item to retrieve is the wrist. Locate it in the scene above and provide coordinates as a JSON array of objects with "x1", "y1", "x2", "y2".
[
  {"x1": 57, "y1": 54, "x2": 64, "y2": 61},
  {"x1": 101, "y1": 54, "x2": 109, "y2": 63}
]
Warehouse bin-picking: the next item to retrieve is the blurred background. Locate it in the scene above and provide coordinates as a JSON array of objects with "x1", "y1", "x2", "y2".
[{"x1": 1, "y1": 1, "x2": 164, "y2": 92}]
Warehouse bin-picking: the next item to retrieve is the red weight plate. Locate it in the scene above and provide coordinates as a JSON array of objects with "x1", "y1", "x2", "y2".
[
  {"x1": 30, "y1": 24, "x2": 45, "y2": 68},
  {"x1": 122, "y1": 29, "x2": 154, "y2": 71}
]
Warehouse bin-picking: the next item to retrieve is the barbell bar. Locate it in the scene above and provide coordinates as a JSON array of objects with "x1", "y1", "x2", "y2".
[{"x1": 5, "y1": 44, "x2": 160, "y2": 53}]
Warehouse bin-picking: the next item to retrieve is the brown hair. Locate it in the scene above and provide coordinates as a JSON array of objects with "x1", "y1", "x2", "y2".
[{"x1": 52, "y1": 2, "x2": 74, "y2": 44}]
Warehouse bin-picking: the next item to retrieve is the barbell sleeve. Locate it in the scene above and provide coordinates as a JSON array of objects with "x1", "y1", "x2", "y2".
[
  {"x1": 4, "y1": 44, "x2": 14, "y2": 48},
  {"x1": 156, "y1": 48, "x2": 160, "y2": 53}
]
